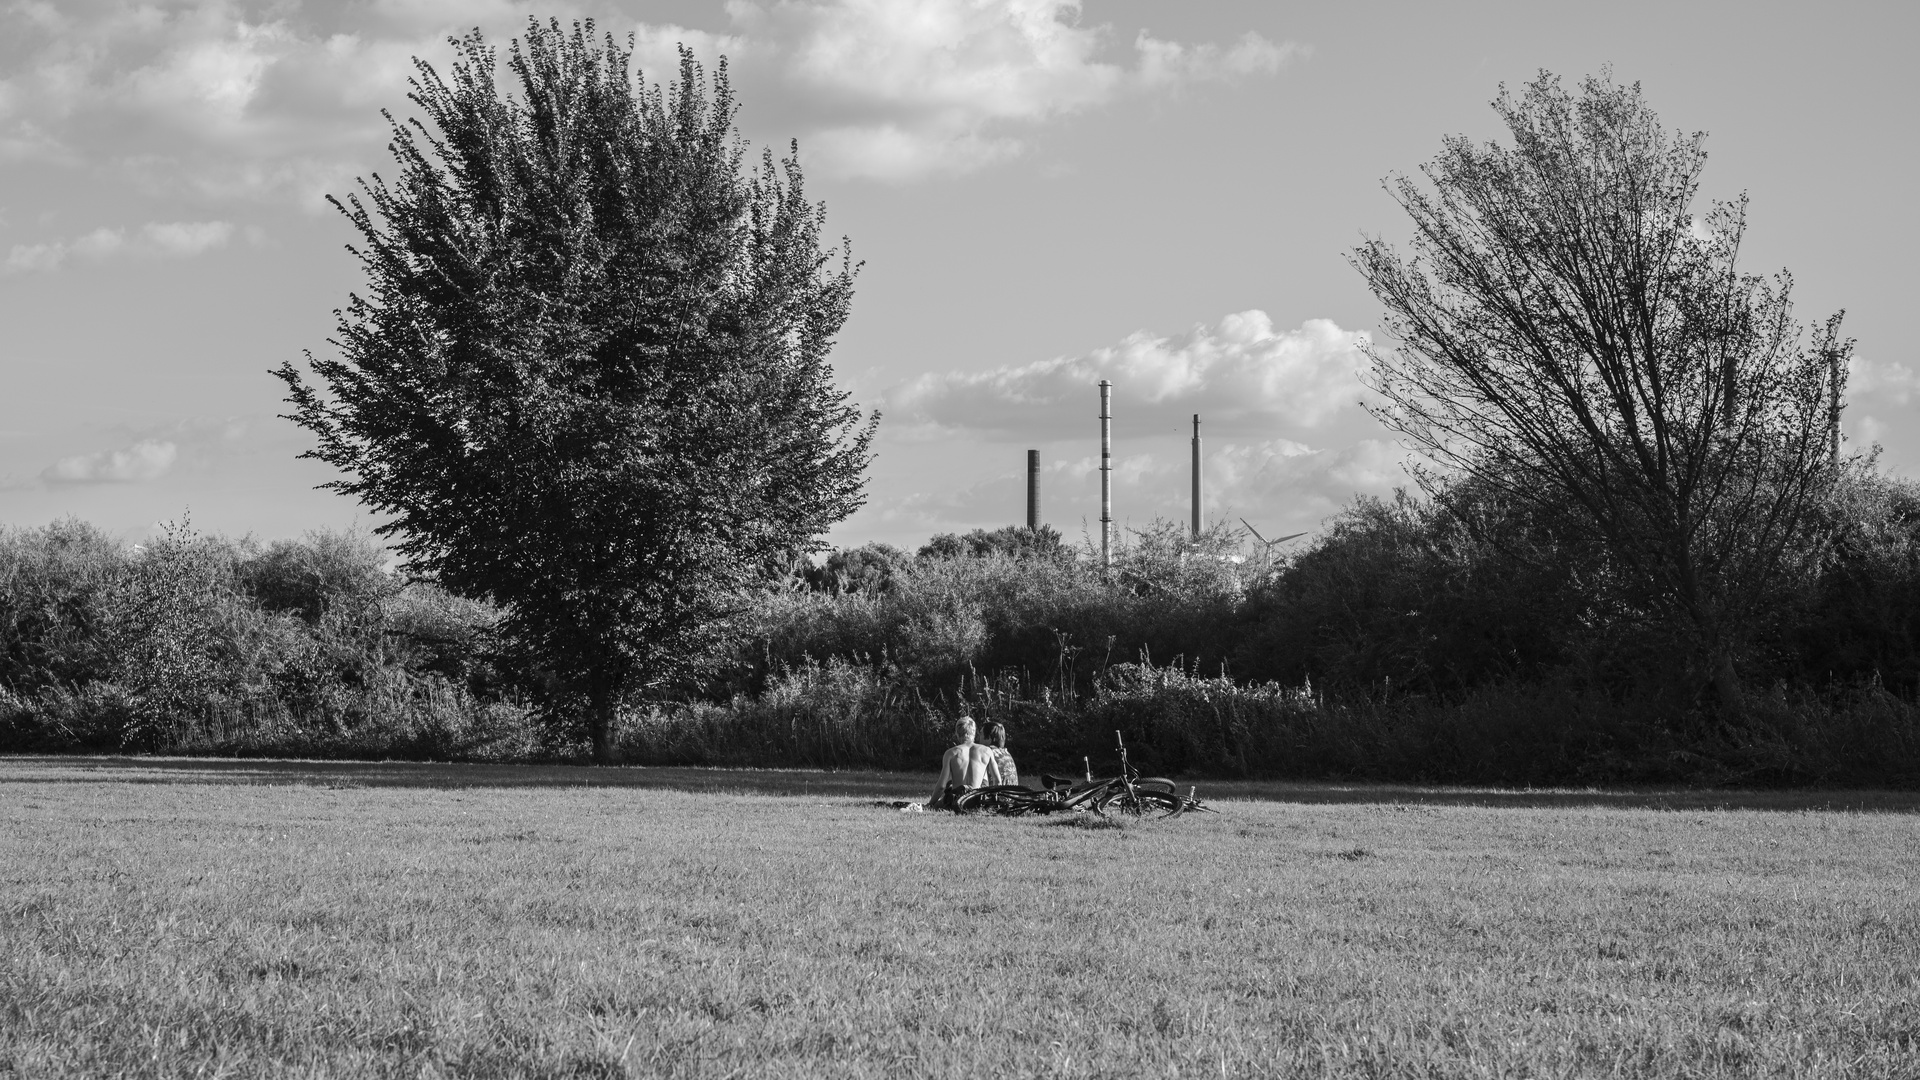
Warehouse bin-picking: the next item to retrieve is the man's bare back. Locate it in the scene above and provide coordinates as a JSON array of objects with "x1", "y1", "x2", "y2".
[
  {"x1": 924, "y1": 716, "x2": 1003, "y2": 809},
  {"x1": 941, "y1": 742, "x2": 999, "y2": 787}
]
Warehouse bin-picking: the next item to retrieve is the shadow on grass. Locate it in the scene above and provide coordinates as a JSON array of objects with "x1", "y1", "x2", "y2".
[
  {"x1": 0, "y1": 755, "x2": 924, "y2": 799},
  {"x1": 2, "y1": 755, "x2": 1917, "y2": 813}
]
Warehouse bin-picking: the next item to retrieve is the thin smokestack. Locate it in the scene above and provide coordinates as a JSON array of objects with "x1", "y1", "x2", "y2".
[
  {"x1": 1830, "y1": 347, "x2": 1843, "y2": 463},
  {"x1": 1026, "y1": 449, "x2": 1040, "y2": 531},
  {"x1": 1191, "y1": 414, "x2": 1203, "y2": 539},
  {"x1": 1099, "y1": 380, "x2": 1112, "y2": 568}
]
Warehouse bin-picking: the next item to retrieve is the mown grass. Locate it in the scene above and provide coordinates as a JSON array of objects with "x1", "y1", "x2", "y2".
[{"x1": 3, "y1": 759, "x2": 1917, "y2": 1078}]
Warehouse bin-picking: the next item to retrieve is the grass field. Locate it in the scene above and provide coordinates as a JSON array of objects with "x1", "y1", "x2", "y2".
[{"x1": 3, "y1": 758, "x2": 1918, "y2": 1078}]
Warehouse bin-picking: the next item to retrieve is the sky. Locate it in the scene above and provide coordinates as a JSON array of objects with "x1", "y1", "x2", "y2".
[{"x1": 2, "y1": 0, "x2": 1916, "y2": 553}]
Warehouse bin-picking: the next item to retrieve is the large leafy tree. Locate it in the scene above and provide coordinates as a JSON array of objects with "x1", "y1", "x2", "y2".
[
  {"x1": 1352, "y1": 72, "x2": 1850, "y2": 707},
  {"x1": 278, "y1": 20, "x2": 875, "y2": 759}
]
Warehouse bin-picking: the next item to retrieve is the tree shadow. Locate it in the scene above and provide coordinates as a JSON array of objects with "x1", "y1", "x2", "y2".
[
  {"x1": 2, "y1": 755, "x2": 1915, "y2": 813},
  {"x1": 1194, "y1": 778, "x2": 1920, "y2": 814},
  {"x1": 0, "y1": 755, "x2": 919, "y2": 799}
]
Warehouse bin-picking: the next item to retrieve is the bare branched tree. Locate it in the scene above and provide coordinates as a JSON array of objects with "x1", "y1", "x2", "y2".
[{"x1": 1351, "y1": 71, "x2": 1852, "y2": 707}]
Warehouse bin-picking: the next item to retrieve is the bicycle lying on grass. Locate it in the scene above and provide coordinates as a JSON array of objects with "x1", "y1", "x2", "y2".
[{"x1": 954, "y1": 732, "x2": 1215, "y2": 819}]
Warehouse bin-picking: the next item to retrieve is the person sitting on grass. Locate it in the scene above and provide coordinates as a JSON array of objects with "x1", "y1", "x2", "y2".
[
  {"x1": 924, "y1": 715, "x2": 1003, "y2": 810},
  {"x1": 983, "y1": 721, "x2": 1019, "y2": 788}
]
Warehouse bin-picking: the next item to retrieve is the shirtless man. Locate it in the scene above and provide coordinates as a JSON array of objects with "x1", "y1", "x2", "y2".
[{"x1": 924, "y1": 715, "x2": 1002, "y2": 810}]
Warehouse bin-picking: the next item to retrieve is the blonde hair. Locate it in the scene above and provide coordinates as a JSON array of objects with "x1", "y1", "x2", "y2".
[{"x1": 954, "y1": 715, "x2": 976, "y2": 742}]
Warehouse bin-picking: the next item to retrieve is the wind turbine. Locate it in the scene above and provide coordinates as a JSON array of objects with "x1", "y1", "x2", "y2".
[{"x1": 1240, "y1": 518, "x2": 1306, "y2": 550}]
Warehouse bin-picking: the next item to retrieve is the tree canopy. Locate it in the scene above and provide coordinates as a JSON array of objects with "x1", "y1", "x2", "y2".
[
  {"x1": 1352, "y1": 71, "x2": 1851, "y2": 705},
  {"x1": 277, "y1": 20, "x2": 875, "y2": 759},
  {"x1": 916, "y1": 525, "x2": 1069, "y2": 563}
]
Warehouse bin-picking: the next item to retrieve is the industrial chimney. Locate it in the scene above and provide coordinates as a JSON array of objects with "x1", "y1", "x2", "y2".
[
  {"x1": 1026, "y1": 449, "x2": 1040, "y2": 531},
  {"x1": 1099, "y1": 380, "x2": 1112, "y2": 568},
  {"x1": 1830, "y1": 347, "x2": 1843, "y2": 463},
  {"x1": 1191, "y1": 414, "x2": 1203, "y2": 539}
]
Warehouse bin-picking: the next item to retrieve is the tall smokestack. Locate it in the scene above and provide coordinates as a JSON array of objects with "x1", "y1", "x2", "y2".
[
  {"x1": 1026, "y1": 449, "x2": 1040, "y2": 531},
  {"x1": 1830, "y1": 348, "x2": 1843, "y2": 463},
  {"x1": 1099, "y1": 380, "x2": 1112, "y2": 568},
  {"x1": 1722, "y1": 354, "x2": 1737, "y2": 430},
  {"x1": 1191, "y1": 414, "x2": 1203, "y2": 539}
]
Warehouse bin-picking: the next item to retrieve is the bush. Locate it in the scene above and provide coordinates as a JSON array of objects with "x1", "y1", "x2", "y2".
[
  {"x1": 0, "y1": 518, "x2": 126, "y2": 696},
  {"x1": 737, "y1": 521, "x2": 1257, "y2": 704},
  {"x1": 236, "y1": 530, "x2": 391, "y2": 624},
  {"x1": 0, "y1": 521, "x2": 538, "y2": 760},
  {"x1": 9, "y1": 493, "x2": 1920, "y2": 788},
  {"x1": 1779, "y1": 468, "x2": 1920, "y2": 696},
  {"x1": 800, "y1": 542, "x2": 913, "y2": 595},
  {"x1": 914, "y1": 524, "x2": 1071, "y2": 563},
  {"x1": 619, "y1": 657, "x2": 945, "y2": 770}
]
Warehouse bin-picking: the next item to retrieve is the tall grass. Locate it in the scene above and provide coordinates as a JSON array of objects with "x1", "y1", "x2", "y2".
[
  {"x1": 617, "y1": 656, "x2": 1920, "y2": 787},
  {"x1": 619, "y1": 658, "x2": 948, "y2": 770}
]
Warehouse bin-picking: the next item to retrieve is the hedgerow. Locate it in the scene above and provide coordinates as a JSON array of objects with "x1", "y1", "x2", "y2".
[{"x1": 6, "y1": 468, "x2": 1920, "y2": 786}]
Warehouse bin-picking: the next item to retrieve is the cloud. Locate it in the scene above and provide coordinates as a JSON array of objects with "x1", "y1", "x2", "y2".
[
  {"x1": 142, "y1": 220, "x2": 236, "y2": 255},
  {"x1": 0, "y1": 1, "x2": 450, "y2": 202},
  {"x1": 1205, "y1": 438, "x2": 1409, "y2": 531},
  {"x1": 5, "y1": 226, "x2": 125, "y2": 271},
  {"x1": 1849, "y1": 355, "x2": 1920, "y2": 407},
  {"x1": 867, "y1": 454, "x2": 1100, "y2": 534},
  {"x1": 1855, "y1": 414, "x2": 1889, "y2": 448},
  {"x1": 7, "y1": 416, "x2": 258, "y2": 491},
  {"x1": 0, "y1": 0, "x2": 1300, "y2": 197},
  {"x1": 711, "y1": 1, "x2": 1302, "y2": 179},
  {"x1": 41, "y1": 439, "x2": 179, "y2": 484},
  {"x1": 4, "y1": 220, "x2": 234, "y2": 271},
  {"x1": 1132, "y1": 29, "x2": 1295, "y2": 88},
  {"x1": 885, "y1": 311, "x2": 1373, "y2": 440},
  {"x1": 860, "y1": 308, "x2": 1400, "y2": 545}
]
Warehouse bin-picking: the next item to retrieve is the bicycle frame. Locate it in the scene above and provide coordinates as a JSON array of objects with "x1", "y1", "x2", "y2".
[{"x1": 952, "y1": 731, "x2": 1212, "y2": 818}]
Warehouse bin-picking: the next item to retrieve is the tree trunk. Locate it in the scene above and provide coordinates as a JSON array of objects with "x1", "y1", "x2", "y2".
[
  {"x1": 1710, "y1": 652, "x2": 1745, "y2": 714},
  {"x1": 588, "y1": 681, "x2": 619, "y2": 765}
]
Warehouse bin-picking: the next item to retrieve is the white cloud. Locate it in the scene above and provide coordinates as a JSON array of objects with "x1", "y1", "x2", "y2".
[
  {"x1": 143, "y1": 219, "x2": 235, "y2": 255},
  {"x1": 1855, "y1": 414, "x2": 1889, "y2": 448},
  {"x1": 715, "y1": 0, "x2": 1301, "y2": 179},
  {"x1": 0, "y1": 0, "x2": 1301, "y2": 196},
  {"x1": 1132, "y1": 30, "x2": 1297, "y2": 88},
  {"x1": 42, "y1": 439, "x2": 178, "y2": 484},
  {"x1": 860, "y1": 311, "x2": 1401, "y2": 545},
  {"x1": 125, "y1": 19, "x2": 291, "y2": 130},
  {"x1": 0, "y1": 1, "x2": 438, "y2": 202},
  {"x1": 4, "y1": 220, "x2": 233, "y2": 271},
  {"x1": 885, "y1": 311, "x2": 1373, "y2": 440},
  {"x1": 627, "y1": 21, "x2": 749, "y2": 76},
  {"x1": 1206, "y1": 438, "x2": 1408, "y2": 532},
  {"x1": 5, "y1": 416, "x2": 260, "y2": 492},
  {"x1": 1849, "y1": 354, "x2": 1920, "y2": 407},
  {"x1": 5, "y1": 226, "x2": 123, "y2": 271}
]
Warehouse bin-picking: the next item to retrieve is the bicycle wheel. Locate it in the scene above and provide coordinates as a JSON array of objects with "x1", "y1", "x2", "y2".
[
  {"x1": 956, "y1": 786, "x2": 1055, "y2": 815},
  {"x1": 1091, "y1": 787, "x2": 1188, "y2": 819}
]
